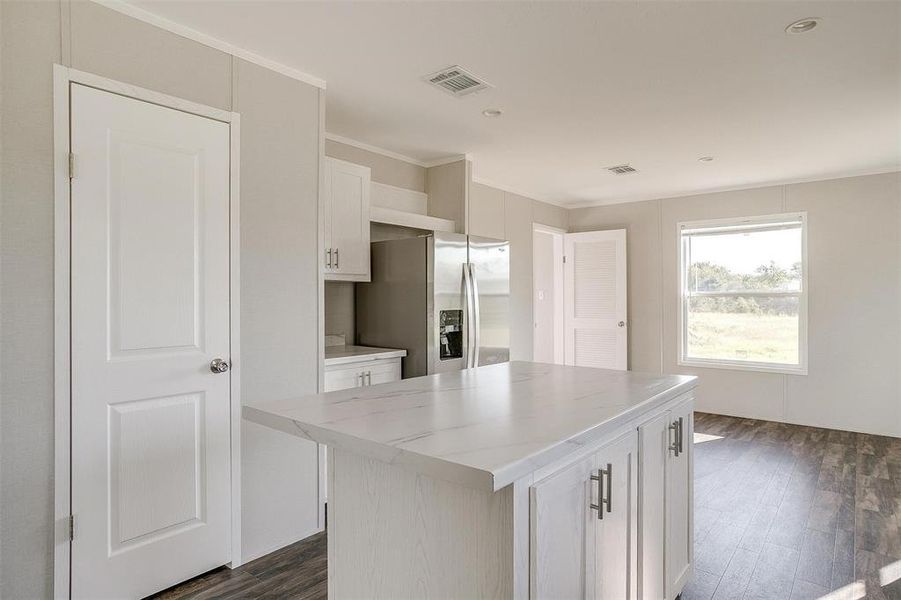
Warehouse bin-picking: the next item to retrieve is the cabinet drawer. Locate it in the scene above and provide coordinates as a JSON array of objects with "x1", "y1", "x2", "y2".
[{"x1": 324, "y1": 358, "x2": 401, "y2": 392}]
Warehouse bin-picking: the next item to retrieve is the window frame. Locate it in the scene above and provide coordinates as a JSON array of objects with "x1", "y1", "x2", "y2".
[{"x1": 677, "y1": 212, "x2": 808, "y2": 375}]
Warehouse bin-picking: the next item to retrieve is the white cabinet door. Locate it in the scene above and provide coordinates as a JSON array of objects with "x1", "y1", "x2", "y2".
[
  {"x1": 365, "y1": 359, "x2": 402, "y2": 385},
  {"x1": 594, "y1": 431, "x2": 639, "y2": 600},
  {"x1": 563, "y1": 230, "x2": 627, "y2": 370},
  {"x1": 531, "y1": 430, "x2": 638, "y2": 600},
  {"x1": 324, "y1": 158, "x2": 370, "y2": 281},
  {"x1": 323, "y1": 366, "x2": 364, "y2": 392},
  {"x1": 530, "y1": 454, "x2": 597, "y2": 599},
  {"x1": 666, "y1": 400, "x2": 693, "y2": 599},
  {"x1": 638, "y1": 412, "x2": 670, "y2": 600}
]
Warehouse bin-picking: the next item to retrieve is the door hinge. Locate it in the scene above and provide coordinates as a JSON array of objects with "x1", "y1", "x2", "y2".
[
  {"x1": 68, "y1": 153, "x2": 75, "y2": 179},
  {"x1": 69, "y1": 514, "x2": 75, "y2": 541}
]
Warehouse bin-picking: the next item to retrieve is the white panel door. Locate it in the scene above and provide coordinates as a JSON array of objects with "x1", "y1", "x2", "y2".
[
  {"x1": 564, "y1": 230, "x2": 627, "y2": 370},
  {"x1": 70, "y1": 84, "x2": 232, "y2": 599},
  {"x1": 325, "y1": 157, "x2": 370, "y2": 279}
]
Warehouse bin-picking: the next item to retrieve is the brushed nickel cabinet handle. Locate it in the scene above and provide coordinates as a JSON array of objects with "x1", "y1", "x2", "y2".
[
  {"x1": 603, "y1": 462, "x2": 612, "y2": 514},
  {"x1": 326, "y1": 248, "x2": 332, "y2": 269},
  {"x1": 678, "y1": 416, "x2": 685, "y2": 455},
  {"x1": 670, "y1": 420, "x2": 680, "y2": 457},
  {"x1": 590, "y1": 463, "x2": 612, "y2": 519},
  {"x1": 335, "y1": 248, "x2": 339, "y2": 269}
]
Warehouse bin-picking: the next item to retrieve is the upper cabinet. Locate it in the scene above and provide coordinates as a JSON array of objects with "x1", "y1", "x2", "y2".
[{"x1": 324, "y1": 158, "x2": 371, "y2": 281}]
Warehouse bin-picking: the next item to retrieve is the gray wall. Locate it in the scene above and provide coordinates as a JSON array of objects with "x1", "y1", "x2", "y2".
[
  {"x1": 325, "y1": 139, "x2": 426, "y2": 192},
  {"x1": 569, "y1": 172, "x2": 901, "y2": 437},
  {"x1": 324, "y1": 281, "x2": 356, "y2": 343},
  {"x1": 0, "y1": 1, "x2": 322, "y2": 595},
  {"x1": 470, "y1": 182, "x2": 569, "y2": 361}
]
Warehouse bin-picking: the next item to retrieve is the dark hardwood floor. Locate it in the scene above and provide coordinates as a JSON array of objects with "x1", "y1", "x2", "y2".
[
  {"x1": 153, "y1": 413, "x2": 900, "y2": 599},
  {"x1": 683, "y1": 413, "x2": 900, "y2": 600},
  {"x1": 150, "y1": 531, "x2": 327, "y2": 600}
]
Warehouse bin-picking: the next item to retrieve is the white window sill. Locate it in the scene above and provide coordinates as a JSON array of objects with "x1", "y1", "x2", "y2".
[{"x1": 678, "y1": 358, "x2": 807, "y2": 376}]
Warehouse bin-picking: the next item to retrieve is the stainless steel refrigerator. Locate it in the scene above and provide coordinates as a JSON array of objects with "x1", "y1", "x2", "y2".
[{"x1": 355, "y1": 232, "x2": 510, "y2": 378}]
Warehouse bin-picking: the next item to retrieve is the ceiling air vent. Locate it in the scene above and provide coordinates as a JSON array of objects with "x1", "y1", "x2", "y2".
[
  {"x1": 424, "y1": 66, "x2": 491, "y2": 97},
  {"x1": 606, "y1": 164, "x2": 638, "y2": 175}
]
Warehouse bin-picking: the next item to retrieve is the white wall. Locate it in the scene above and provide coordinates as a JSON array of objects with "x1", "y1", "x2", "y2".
[
  {"x1": 569, "y1": 172, "x2": 901, "y2": 437},
  {"x1": 0, "y1": 1, "x2": 322, "y2": 594},
  {"x1": 470, "y1": 183, "x2": 569, "y2": 361}
]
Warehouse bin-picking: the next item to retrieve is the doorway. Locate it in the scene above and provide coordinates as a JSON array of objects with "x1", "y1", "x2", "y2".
[
  {"x1": 54, "y1": 66, "x2": 242, "y2": 599},
  {"x1": 532, "y1": 224, "x2": 565, "y2": 364}
]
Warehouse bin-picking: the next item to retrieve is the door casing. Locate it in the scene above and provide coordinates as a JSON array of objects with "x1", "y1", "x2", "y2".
[{"x1": 52, "y1": 64, "x2": 243, "y2": 599}]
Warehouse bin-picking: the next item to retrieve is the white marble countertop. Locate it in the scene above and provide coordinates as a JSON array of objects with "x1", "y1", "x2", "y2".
[
  {"x1": 244, "y1": 361, "x2": 697, "y2": 492},
  {"x1": 324, "y1": 344, "x2": 407, "y2": 366}
]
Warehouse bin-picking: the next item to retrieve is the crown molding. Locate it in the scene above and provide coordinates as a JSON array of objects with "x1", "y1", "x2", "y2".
[
  {"x1": 325, "y1": 133, "x2": 468, "y2": 170},
  {"x1": 423, "y1": 154, "x2": 470, "y2": 168},
  {"x1": 565, "y1": 165, "x2": 901, "y2": 210},
  {"x1": 90, "y1": 0, "x2": 326, "y2": 89},
  {"x1": 324, "y1": 133, "x2": 429, "y2": 167}
]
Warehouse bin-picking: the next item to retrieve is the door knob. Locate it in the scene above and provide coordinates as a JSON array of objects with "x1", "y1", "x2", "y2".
[
  {"x1": 210, "y1": 358, "x2": 230, "y2": 374},
  {"x1": 618, "y1": 321, "x2": 625, "y2": 327}
]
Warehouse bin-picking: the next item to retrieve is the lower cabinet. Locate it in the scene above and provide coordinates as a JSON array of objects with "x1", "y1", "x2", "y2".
[
  {"x1": 639, "y1": 397, "x2": 694, "y2": 600},
  {"x1": 323, "y1": 357, "x2": 402, "y2": 392},
  {"x1": 531, "y1": 394, "x2": 693, "y2": 600},
  {"x1": 531, "y1": 431, "x2": 638, "y2": 600}
]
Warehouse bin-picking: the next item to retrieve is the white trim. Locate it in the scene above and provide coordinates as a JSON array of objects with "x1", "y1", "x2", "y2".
[
  {"x1": 532, "y1": 222, "x2": 567, "y2": 235},
  {"x1": 676, "y1": 211, "x2": 809, "y2": 376},
  {"x1": 564, "y1": 166, "x2": 901, "y2": 209},
  {"x1": 227, "y1": 113, "x2": 243, "y2": 569},
  {"x1": 370, "y1": 206, "x2": 456, "y2": 233},
  {"x1": 52, "y1": 63, "x2": 72, "y2": 600},
  {"x1": 531, "y1": 223, "x2": 566, "y2": 364},
  {"x1": 52, "y1": 65, "x2": 243, "y2": 597},
  {"x1": 316, "y1": 90, "x2": 328, "y2": 530},
  {"x1": 89, "y1": 0, "x2": 326, "y2": 90},
  {"x1": 324, "y1": 132, "x2": 471, "y2": 170},
  {"x1": 423, "y1": 153, "x2": 470, "y2": 168},
  {"x1": 324, "y1": 133, "x2": 429, "y2": 167}
]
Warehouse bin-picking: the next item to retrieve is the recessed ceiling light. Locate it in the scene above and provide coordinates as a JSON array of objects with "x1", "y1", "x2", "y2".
[
  {"x1": 482, "y1": 108, "x2": 502, "y2": 118},
  {"x1": 785, "y1": 17, "x2": 820, "y2": 34},
  {"x1": 698, "y1": 156, "x2": 715, "y2": 162}
]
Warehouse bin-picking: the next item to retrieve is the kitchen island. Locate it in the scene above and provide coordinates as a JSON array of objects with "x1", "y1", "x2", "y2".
[{"x1": 245, "y1": 361, "x2": 697, "y2": 599}]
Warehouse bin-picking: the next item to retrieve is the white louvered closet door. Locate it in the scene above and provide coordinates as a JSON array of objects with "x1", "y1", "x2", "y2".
[{"x1": 563, "y1": 230, "x2": 627, "y2": 370}]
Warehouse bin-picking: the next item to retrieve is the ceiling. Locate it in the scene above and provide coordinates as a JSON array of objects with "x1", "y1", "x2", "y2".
[{"x1": 123, "y1": 1, "x2": 900, "y2": 207}]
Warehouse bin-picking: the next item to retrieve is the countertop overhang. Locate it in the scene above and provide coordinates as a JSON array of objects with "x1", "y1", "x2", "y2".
[
  {"x1": 244, "y1": 361, "x2": 697, "y2": 492},
  {"x1": 324, "y1": 344, "x2": 407, "y2": 366}
]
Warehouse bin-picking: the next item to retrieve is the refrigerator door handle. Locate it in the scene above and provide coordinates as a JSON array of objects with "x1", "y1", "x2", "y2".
[
  {"x1": 469, "y1": 263, "x2": 481, "y2": 368},
  {"x1": 463, "y1": 262, "x2": 475, "y2": 369}
]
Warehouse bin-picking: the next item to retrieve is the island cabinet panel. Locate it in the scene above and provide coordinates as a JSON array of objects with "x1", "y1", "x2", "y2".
[
  {"x1": 638, "y1": 395, "x2": 694, "y2": 600},
  {"x1": 327, "y1": 448, "x2": 515, "y2": 600},
  {"x1": 530, "y1": 430, "x2": 638, "y2": 600}
]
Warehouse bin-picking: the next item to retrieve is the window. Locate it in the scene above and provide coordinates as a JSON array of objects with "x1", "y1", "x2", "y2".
[{"x1": 679, "y1": 213, "x2": 807, "y2": 374}]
